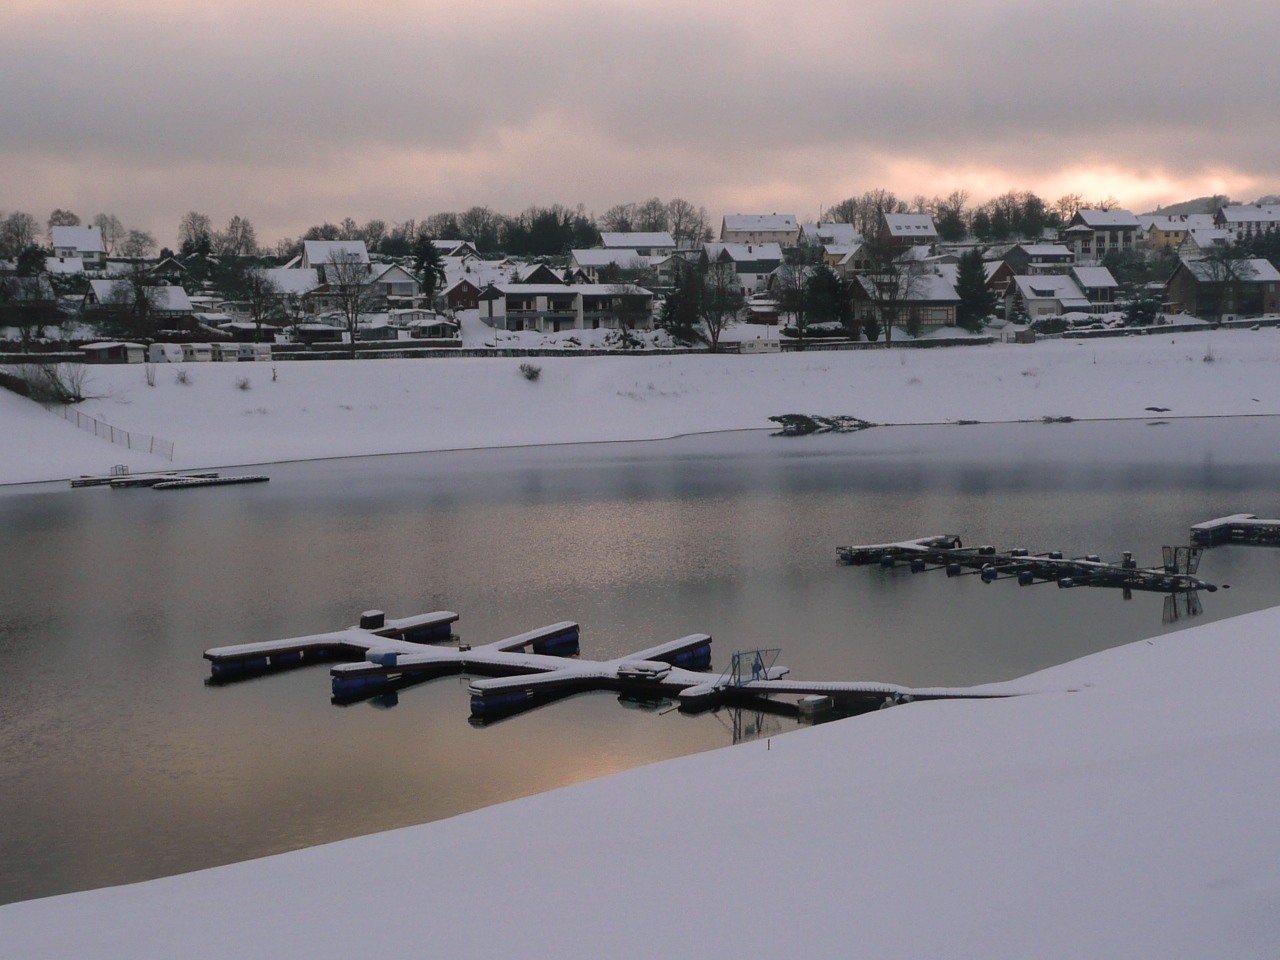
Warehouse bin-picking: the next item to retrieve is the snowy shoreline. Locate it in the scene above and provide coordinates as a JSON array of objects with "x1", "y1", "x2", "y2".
[
  {"x1": 5, "y1": 328, "x2": 1280, "y2": 485},
  {"x1": 4, "y1": 603, "x2": 1278, "y2": 958}
]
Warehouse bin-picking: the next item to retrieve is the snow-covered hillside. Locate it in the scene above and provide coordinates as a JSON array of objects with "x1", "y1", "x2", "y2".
[
  {"x1": 5, "y1": 328, "x2": 1280, "y2": 484},
  {"x1": 4, "y1": 603, "x2": 1278, "y2": 958}
]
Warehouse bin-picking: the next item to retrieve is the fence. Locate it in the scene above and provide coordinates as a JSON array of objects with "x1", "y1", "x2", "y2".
[{"x1": 54, "y1": 405, "x2": 174, "y2": 460}]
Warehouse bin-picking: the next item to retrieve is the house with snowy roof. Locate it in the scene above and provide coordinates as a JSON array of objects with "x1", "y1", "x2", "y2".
[
  {"x1": 700, "y1": 242, "x2": 785, "y2": 294},
  {"x1": 1070, "y1": 266, "x2": 1120, "y2": 307},
  {"x1": 1178, "y1": 228, "x2": 1234, "y2": 260},
  {"x1": 1005, "y1": 274, "x2": 1091, "y2": 320},
  {"x1": 83, "y1": 280, "x2": 194, "y2": 319},
  {"x1": 849, "y1": 272, "x2": 960, "y2": 329},
  {"x1": 570, "y1": 249, "x2": 650, "y2": 282},
  {"x1": 1060, "y1": 209, "x2": 1140, "y2": 262},
  {"x1": 444, "y1": 277, "x2": 482, "y2": 312},
  {"x1": 720, "y1": 215, "x2": 800, "y2": 245},
  {"x1": 599, "y1": 232, "x2": 675, "y2": 257},
  {"x1": 879, "y1": 213, "x2": 938, "y2": 247},
  {"x1": 1140, "y1": 214, "x2": 1215, "y2": 251},
  {"x1": 1214, "y1": 204, "x2": 1280, "y2": 241},
  {"x1": 300, "y1": 240, "x2": 370, "y2": 277},
  {"x1": 478, "y1": 283, "x2": 654, "y2": 333},
  {"x1": 1166, "y1": 257, "x2": 1280, "y2": 318},
  {"x1": 51, "y1": 225, "x2": 106, "y2": 270},
  {"x1": 1002, "y1": 243, "x2": 1074, "y2": 274},
  {"x1": 800, "y1": 223, "x2": 860, "y2": 247}
]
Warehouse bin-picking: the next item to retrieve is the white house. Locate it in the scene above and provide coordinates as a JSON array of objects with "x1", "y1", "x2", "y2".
[
  {"x1": 701, "y1": 242, "x2": 784, "y2": 294},
  {"x1": 599, "y1": 232, "x2": 675, "y2": 257},
  {"x1": 880, "y1": 213, "x2": 938, "y2": 246},
  {"x1": 300, "y1": 240, "x2": 370, "y2": 274},
  {"x1": 1215, "y1": 204, "x2": 1280, "y2": 241},
  {"x1": 800, "y1": 223, "x2": 860, "y2": 246},
  {"x1": 720, "y1": 215, "x2": 800, "y2": 245},
  {"x1": 570, "y1": 249, "x2": 650, "y2": 281},
  {"x1": 1178, "y1": 228, "x2": 1234, "y2": 259},
  {"x1": 478, "y1": 283, "x2": 654, "y2": 333},
  {"x1": 1006, "y1": 275, "x2": 1092, "y2": 319},
  {"x1": 1060, "y1": 209, "x2": 1140, "y2": 262},
  {"x1": 51, "y1": 225, "x2": 106, "y2": 270}
]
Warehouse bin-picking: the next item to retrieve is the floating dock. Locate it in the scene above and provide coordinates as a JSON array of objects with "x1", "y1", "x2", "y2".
[
  {"x1": 205, "y1": 610, "x2": 1021, "y2": 722},
  {"x1": 72, "y1": 471, "x2": 219, "y2": 488},
  {"x1": 837, "y1": 535, "x2": 1215, "y2": 594},
  {"x1": 153, "y1": 475, "x2": 269, "y2": 490},
  {"x1": 1191, "y1": 514, "x2": 1280, "y2": 546}
]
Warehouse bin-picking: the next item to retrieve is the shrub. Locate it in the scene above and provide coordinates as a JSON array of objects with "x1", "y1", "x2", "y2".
[
  {"x1": 519, "y1": 362, "x2": 541, "y2": 381},
  {"x1": 174, "y1": 369, "x2": 191, "y2": 385},
  {"x1": 236, "y1": 376, "x2": 252, "y2": 391}
]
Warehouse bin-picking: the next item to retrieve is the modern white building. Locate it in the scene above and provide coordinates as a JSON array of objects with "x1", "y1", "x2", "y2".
[
  {"x1": 478, "y1": 283, "x2": 653, "y2": 332},
  {"x1": 720, "y1": 215, "x2": 800, "y2": 245},
  {"x1": 51, "y1": 225, "x2": 106, "y2": 270}
]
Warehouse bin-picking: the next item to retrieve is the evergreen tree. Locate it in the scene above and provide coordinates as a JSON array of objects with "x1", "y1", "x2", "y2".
[
  {"x1": 955, "y1": 249, "x2": 995, "y2": 332},
  {"x1": 412, "y1": 235, "x2": 447, "y2": 303}
]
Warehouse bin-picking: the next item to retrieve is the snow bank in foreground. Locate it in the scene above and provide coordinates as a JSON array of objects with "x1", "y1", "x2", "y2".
[
  {"x1": 6, "y1": 328, "x2": 1280, "y2": 484},
  {"x1": 4, "y1": 604, "x2": 1278, "y2": 958}
]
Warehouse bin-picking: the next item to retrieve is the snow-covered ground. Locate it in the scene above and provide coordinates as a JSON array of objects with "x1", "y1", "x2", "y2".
[
  {"x1": 4, "y1": 604, "x2": 1278, "y2": 958},
  {"x1": 5, "y1": 327, "x2": 1280, "y2": 484}
]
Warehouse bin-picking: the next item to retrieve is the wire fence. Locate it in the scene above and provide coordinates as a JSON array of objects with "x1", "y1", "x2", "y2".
[{"x1": 55, "y1": 405, "x2": 174, "y2": 460}]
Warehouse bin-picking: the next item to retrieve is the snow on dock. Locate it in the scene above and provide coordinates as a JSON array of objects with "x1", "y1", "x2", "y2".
[
  {"x1": 1191, "y1": 514, "x2": 1280, "y2": 545},
  {"x1": 838, "y1": 533, "x2": 1216, "y2": 594},
  {"x1": 206, "y1": 612, "x2": 1016, "y2": 719}
]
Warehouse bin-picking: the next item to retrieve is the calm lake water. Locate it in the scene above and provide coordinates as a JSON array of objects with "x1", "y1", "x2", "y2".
[{"x1": 3, "y1": 419, "x2": 1280, "y2": 904}]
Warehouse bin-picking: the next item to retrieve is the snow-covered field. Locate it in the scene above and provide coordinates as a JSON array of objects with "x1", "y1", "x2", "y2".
[
  {"x1": 5, "y1": 328, "x2": 1280, "y2": 484},
  {"x1": 4, "y1": 604, "x2": 1278, "y2": 958}
]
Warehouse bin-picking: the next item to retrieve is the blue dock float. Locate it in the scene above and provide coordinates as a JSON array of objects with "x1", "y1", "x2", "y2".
[{"x1": 203, "y1": 610, "x2": 459, "y2": 681}]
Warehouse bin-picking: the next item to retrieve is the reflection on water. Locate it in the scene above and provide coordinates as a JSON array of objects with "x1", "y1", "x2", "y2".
[{"x1": 3, "y1": 419, "x2": 1280, "y2": 904}]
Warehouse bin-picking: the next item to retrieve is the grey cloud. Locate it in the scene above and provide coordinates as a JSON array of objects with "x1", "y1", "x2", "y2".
[{"x1": 2, "y1": 0, "x2": 1279, "y2": 237}]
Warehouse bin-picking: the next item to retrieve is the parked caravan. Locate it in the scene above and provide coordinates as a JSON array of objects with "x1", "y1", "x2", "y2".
[
  {"x1": 181, "y1": 343, "x2": 213, "y2": 362},
  {"x1": 237, "y1": 343, "x2": 273, "y2": 361},
  {"x1": 148, "y1": 343, "x2": 184, "y2": 363},
  {"x1": 211, "y1": 343, "x2": 240, "y2": 362}
]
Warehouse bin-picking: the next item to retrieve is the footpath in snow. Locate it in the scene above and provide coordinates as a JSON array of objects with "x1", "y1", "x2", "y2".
[
  {"x1": 3, "y1": 604, "x2": 1278, "y2": 958},
  {"x1": 5, "y1": 329, "x2": 1280, "y2": 484}
]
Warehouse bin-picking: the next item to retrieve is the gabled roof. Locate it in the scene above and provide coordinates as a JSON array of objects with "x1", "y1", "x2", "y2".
[
  {"x1": 263, "y1": 266, "x2": 321, "y2": 295},
  {"x1": 883, "y1": 213, "x2": 938, "y2": 237},
  {"x1": 599, "y1": 232, "x2": 674, "y2": 249},
  {"x1": 1070, "y1": 266, "x2": 1119, "y2": 289},
  {"x1": 852, "y1": 272, "x2": 959, "y2": 302},
  {"x1": 1217, "y1": 204, "x2": 1280, "y2": 224},
  {"x1": 1182, "y1": 227, "x2": 1233, "y2": 251},
  {"x1": 1178, "y1": 258, "x2": 1280, "y2": 283},
  {"x1": 1141, "y1": 214, "x2": 1215, "y2": 232},
  {"x1": 702, "y1": 242, "x2": 784, "y2": 264},
  {"x1": 1011, "y1": 274, "x2": 1087, "y2": 301},
  {"x1": 369, "y1": 263, "x2": 418, "y2": 284},
  {"x1": 302, "y1": 240, "x2": 370, "y2": 266},
  {"x1": 87, "y1": 280, "x2": 192, "y2": 311},
  {"x1": 1072, "y1": 209, "x2": 1140, "y2": 229},
  {"x1": 51, "y1": 225, "x2": 104, "y2": 253},
  {"x1": 45, "y1": 256, "x2": 85, "y2": 274},
  {"x1": 571, "y1": 249, "x2": 650, "y2": 269},
  {"x1": 800, "y1": 223, "x2": 859, "y2": 245},
  {"x1": 722, "y1": 214, "x2": 798, "y2": 233}
]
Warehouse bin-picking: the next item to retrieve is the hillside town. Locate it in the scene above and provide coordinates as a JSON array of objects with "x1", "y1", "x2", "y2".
[{"x1": 3, "y1": 191, "x2": 1280, "y2": 360}]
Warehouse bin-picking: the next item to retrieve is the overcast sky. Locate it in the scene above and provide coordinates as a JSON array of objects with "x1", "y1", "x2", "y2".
[{"x1": 4, "y1": 0, "x2": 1279, "y2": 245}]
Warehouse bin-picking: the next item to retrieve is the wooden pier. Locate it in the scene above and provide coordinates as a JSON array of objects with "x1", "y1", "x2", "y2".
[
  {"x1": 72, "y1": 471, "x2": 220, "y2": 488},
  {"x1": 204, "y1": 610, "x2": 1022, "y2": 721},
  {"x1": 837, "y1": 535, "x2": 1216, "y2": 594}
]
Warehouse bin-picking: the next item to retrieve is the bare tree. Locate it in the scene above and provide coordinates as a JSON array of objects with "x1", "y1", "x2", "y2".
[
  {"x1": 607, "y1": 284, "x2": 651, "y2": 346},
  {"x1": 667, "y1": 198, "x2": 710, "y2": 246},
  {"x1": 120, "y1": 229, "x2": 157, "y2": 259},
  {"x1": 701, "y1": 262, "x2": 744, "y2": 352},
  {"x1": 240, "y1": 266, "x2": 282, "y2": 342},
  {"x1": 599, "y1": 203, "x2": 636, "y2": 233},
  {"x1": 854, "y1": 236, "x2": 926, "y2": 347},
  {"x1": 1054, "y1": 193, "x2": 1085, "y2": 222},
  {"x1": 325, "y1": 250, "x2": 376, "y2": 356},
  {"x1": 0, "y1": 212, "x2": 40, "y2": 257},
  {"x1": 102, "y1": 262, "x2": 161, "y2": 338},
  {"x1": 360, "y1": 219, "x2": 387, "y2": 250},
  {"x1": 178, "y1": 211, "x2": 213, "y2": 253},
  {"x1": 92, "y1": 214, "x2": 126, "y2": 255},
  {"x1": 220, "y1": 216, "x2": 258, "y2": 257},
  {"x1": 46, "y1": 209, "x2": 80, "y2": 242},
  {"x1": 775, "y1": 263, "x2": 811, "y2": 350},
  {"x1": 635, "y1": 198, "x2": 669, "y2": 232}
]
